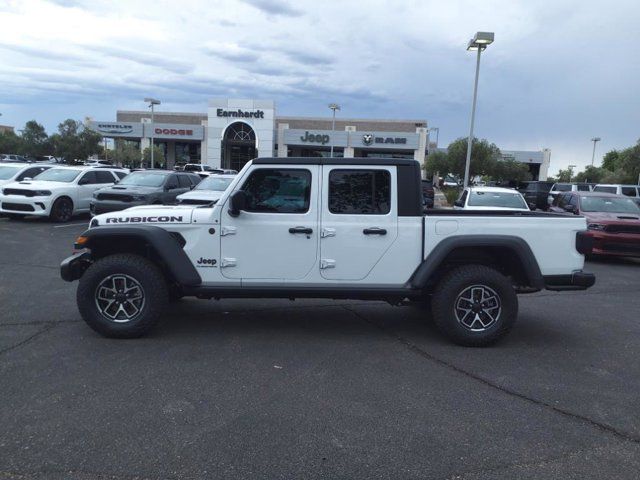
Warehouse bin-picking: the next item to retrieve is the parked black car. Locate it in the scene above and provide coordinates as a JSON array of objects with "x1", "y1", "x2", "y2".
[
  {"x1": 90, "y1": 170, "x2": 201, "y2": 215},
  {"x1": 518, "y1": 181, "x2": 554, "y2": 210}
]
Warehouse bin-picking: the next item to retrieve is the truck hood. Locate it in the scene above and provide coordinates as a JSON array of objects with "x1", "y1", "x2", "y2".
[
  {"x1": 97, "y1": 185, "x2": 161, "y2": 195},
  {"x1": 176, "y1": 190, "x2": 224, "y2": 202},
  {"x1": 583, "y1": 211, "x2": 640, "y2": 223},
  {"x1": 93, "y1": 204, "x2": 195, "y2": 226},
  {"x1": 5, "y1": 180, "x2": 70, "y2": 190}
]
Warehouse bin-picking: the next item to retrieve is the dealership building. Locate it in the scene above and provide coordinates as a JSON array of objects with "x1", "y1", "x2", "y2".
[{"x1": 89, "y1": 98, "x2": 549, "y2": 179}]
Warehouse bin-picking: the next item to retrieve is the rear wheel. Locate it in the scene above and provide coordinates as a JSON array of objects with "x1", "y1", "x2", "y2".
[
  {"x1": 431, "y1": 265, "x2": 518, "y2": 347},
  {"x1": 50, "y1": 197, "x2": 73, "y2": 222},
  {"x1": 77, "y1": 254, "x2": 168, "y2": 338}
]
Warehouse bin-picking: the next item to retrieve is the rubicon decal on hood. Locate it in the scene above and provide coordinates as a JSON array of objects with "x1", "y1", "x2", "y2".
[{"x1": 105, "y1": 216, "x2": 184, "y2": 224}]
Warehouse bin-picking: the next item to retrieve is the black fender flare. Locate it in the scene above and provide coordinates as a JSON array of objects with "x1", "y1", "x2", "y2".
[
  {"x1": 67, "y1": 225, "x2": 201, "y2": 286},
  {"x1": 409, "y1": 235, "x2": 544, "y2": 290}
]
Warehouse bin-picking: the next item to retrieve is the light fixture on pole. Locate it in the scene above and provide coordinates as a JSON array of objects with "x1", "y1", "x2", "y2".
[
  {"x1": 590, "y1": 137, "x2": 601, "y2": 166},
  {"x1": 328, "y1": 103, "x2": 340, "y2": 157},
  {"x1": 144, "y1": 97, "x2": 161, "y2": 169},
  {"x1": 568, "y1": 164, "x2": 577, "y2": 182},
  {"x1": 463, "y1": 31, "x2": 494, "y2": 188}
]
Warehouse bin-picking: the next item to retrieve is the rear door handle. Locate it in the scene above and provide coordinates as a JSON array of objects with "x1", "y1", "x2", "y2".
[
  {"x1": 363, "y1": 227, "x2": 387, "y2": 235},
  {"x1": 289, "y1": 226, "x2": 313, "y2": 234}
]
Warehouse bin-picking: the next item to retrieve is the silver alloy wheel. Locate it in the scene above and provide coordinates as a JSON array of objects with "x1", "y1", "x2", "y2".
[
  {"x1": 454, "y1": 284, "x2": 502, "y2": 332},
  {"x1": 95, "y1": 274, "x2": 145, "y2": 323}
]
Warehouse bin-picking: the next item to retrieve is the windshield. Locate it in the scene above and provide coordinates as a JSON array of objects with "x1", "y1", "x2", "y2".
[
  {"x1": 118, "y1": 172, "x2": 168, "y2": 187},
  {"x1": 0, "y1": 165, "x2": 22, "y2": 180},
  {"x1": 183, "y1": 165, "x2": 201, "y2": 172},
  {"x1": 580, "y1": 196, "x2": 640, "y2": 213},
  {"x1": 34, "y1": 168, "x2": 82, "y2": 182},
  {"x1": 468, "y1": 191, "x2": 528, "y2": 209},
  {"x1": 196, "y1": 176, "x2": 233, "y2": 191},
  {"x1": 554, "y1": 184, "x2": 572, "y2": 192}
]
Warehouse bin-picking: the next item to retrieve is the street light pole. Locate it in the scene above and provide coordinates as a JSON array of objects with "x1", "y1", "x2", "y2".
[
  {"x1": 328, "y1": 103, "x2": 340, "y2": 157},
  {"x1": 568, "y1": 164, "x2": 577, "y2": 182},
  {"x1": 144, "y1": 97, "x2": 161, "y2": 169},
  {"x1": 590, "y1": 137, "x2": 601, "y2": 166},
  {"x1": 463, "y1": 32, "x2": 494, "y2": 188}
]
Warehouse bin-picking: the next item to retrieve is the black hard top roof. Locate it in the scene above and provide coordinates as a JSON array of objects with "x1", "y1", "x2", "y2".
[{"x1": 252, "y1": 157, "x2": 420, "y2": 167}]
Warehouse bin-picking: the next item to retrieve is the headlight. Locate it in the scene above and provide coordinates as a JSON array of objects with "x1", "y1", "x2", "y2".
[
  {"x1": 131, "y1": 195, "x2": 147, "y2": 201},
  {"x1": 33, "y1": 190, "x2": 51, "y2": 196},
  {"x1": 588, "y1": 223, "x2": 606, "y2": 231}
]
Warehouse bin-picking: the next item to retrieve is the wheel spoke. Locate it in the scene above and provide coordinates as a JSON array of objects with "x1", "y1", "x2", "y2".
[
  {"x1": 95, "y1": 274, "x2": 145, "y2": 323},
  {"x1": 455, "y1": 284, "x2": 502, "y2": 332}
]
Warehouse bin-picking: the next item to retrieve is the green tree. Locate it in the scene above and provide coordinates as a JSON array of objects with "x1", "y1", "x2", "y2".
[
  {"x1": 50, "y1": 119, "x2": 102, "y2": 164},
  {"x1": 0, "y1": 130, "x2": 22, "y2": 155},
  {"x1": 490, "y1": 159, "x2": 532, "y2": 183},
  {"x1": 142, "y1": 145, "x2": 165, "y2": 169},
  {"x1": 424, "y1": 150, "x2": 448, "y2": 177},
  {"x1": 615, "y1": 140, "x2": 640, "y2": 184},
  {"x1": 601, "y1": 150, "x2": 619, "y2": 171},
  {"x1": 445, "y1": 137, "x2": 501, "y2": 178},
  {"x1": 19, "y1": 120, "x2": 50, "y2": 157},
  {"x1": 556, "y1": 166, "x2": 575, "y2": 182},
  {"x1": 573, "y1": 166, "x2": 606, "y2": 183},
  {"x1": 113, "y1": 141, "x2": 142, "y2": 168}
]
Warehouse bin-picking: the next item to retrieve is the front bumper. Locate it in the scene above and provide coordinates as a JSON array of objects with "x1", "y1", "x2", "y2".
[
  {"x1": 543, "y1": 271, "x2": 596, "y2": 291},
  {"x1": 90, "y1": 200, "x2": 149, "y2": 215},
  {"x1": 60, "y1": 250, "x2": 92, "y2": 282},
  {"x1": 0, "y1": 196, "x2": 52, "y2": 216},
  {"x1": 582, "y1": 230, "x2": 640, "y2": 257}
]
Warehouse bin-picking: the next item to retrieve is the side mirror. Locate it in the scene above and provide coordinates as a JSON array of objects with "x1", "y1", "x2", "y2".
[
  {"x1": 228, "y1": 190, "x2": 247, "y2": 217},
  {"x1": 454, "y1": 200, "x2": 464, "y2": 208}
]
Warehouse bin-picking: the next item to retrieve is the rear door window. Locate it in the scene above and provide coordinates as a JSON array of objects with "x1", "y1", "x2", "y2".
[
  {"x1": 621, "y1": 186, "x2": 638, "y2": 197},
  {"x1": 177, "y1": 175, "x2": 192, "y2": 188},
  {"x1": 95, "y1": 171, "x2": 116, "y2": 183},
  {"x1": 328, "y1": 169, "x2": 391, "y2": 215}
]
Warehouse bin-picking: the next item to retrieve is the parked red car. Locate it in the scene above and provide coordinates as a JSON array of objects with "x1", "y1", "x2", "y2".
[{"x1": 550, "y1": 191, "x2": 640, "y2": 257}]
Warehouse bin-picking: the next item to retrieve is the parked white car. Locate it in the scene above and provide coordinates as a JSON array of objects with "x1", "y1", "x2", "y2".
[
  {"x1": 0, "y1": 166, "x2": 126, "y2": 221},
  {"x1": 454, "y1": 186, "x2": 530, "y2": 211},
  {"x1": 0, "y1": 163, "x2": 53, "y2": 188},
  {"x1": 176, "y1": 174, "x2": 235, "y2": 205},
  {"x1": 547, "y1": 182, "x2": 593, "y2": 206},
  {"x1": 593, "y1": 184, "x2": 640, "y2": 205},
  {"x1": 182, "y1": 163, "x2": 222, "y2": 178}
]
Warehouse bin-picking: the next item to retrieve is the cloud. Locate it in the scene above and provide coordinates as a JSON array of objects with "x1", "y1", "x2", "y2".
[
  {"x1": 203, "y1": 42, "x2": 260, "y2": 63},
  {"x1": 82, "y1": 45, "x2": 194, "y2": 74},
  {"x1": 239, "y1": 0, "x2": 303, "y2": 17}
]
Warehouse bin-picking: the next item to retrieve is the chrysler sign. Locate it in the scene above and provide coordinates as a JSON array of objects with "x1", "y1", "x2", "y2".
[{"x1": 88, "y1": 121, "x2": 143, "y2": 138}]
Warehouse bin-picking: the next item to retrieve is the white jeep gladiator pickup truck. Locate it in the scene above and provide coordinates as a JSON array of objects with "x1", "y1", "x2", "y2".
[{"x1": 61, "y1": 158, "x2": 595, "y2": 346}]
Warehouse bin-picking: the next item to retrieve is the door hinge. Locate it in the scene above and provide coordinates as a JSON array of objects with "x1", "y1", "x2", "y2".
[
  {"x1": 221, "y1": 258, "x2": 237, "y2": 268},
  {"x1": 221, "y1": 226, "x2": 237, "y2": 236},
  {"x1": 321, "y1": 228, "x2": 336, "y2": 238},
  {"x1": 320, "y1": 259, "x2": 336, "y2": 269}
]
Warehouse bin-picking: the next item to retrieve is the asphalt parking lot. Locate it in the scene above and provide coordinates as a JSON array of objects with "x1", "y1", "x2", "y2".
[{"x1": 1, "y1": 216, "x2": 639, "y2": 480}]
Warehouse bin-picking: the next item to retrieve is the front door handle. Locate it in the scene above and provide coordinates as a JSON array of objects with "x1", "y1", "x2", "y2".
[
  {"x1": 289, "y1": 226, "x2": 313, "y2": 235},
  {"x1": 363, "y1": 227, "x2": 387, "y2": 235}
]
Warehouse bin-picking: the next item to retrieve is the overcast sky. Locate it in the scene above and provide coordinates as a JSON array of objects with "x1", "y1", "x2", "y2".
[{"x1": 0, "y1": 0, "x2": 638, "y2": 173}]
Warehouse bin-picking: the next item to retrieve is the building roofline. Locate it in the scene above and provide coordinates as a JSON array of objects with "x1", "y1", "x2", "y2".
[
  {"x1": 276, "y1": 115, "x2": 427, "y2": 124},
  {"x1": 116, "y1": 110, "x2": 207, "y2": 117}
]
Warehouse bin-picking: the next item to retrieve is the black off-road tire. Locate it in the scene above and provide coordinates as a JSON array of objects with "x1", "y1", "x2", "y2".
[
  {"x1": 431, "y1": 265, "x2": 518, "y2": 347},
  {"x1": 77, "y1": 254, "x2": 168, "y2": 338},
  {"x1": 49, "y1": 197, "x2": 74, "y2": 223}
]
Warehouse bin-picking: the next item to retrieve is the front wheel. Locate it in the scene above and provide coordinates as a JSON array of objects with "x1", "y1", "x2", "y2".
[
  {"x1": 50, "y1": 197, "x2": 74, "y2": 222},
  {"x1": 431, "y1": 265, "x2": 518, "y2": 347},
  {"x1": 77, "y1": 254, "x2": 168, "y2": 338}
]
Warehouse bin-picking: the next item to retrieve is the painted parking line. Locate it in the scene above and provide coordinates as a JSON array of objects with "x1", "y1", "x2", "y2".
[{"x1": 53, "y1": 223, "x2": 88, "y2": 229}]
